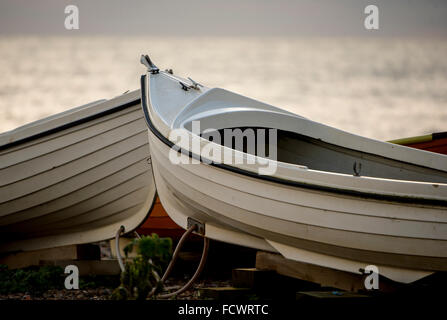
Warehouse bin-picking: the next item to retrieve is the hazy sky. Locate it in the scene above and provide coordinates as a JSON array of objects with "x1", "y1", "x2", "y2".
[{"x1": 0, "y1": 0, "x2": 446, "y2": 36}]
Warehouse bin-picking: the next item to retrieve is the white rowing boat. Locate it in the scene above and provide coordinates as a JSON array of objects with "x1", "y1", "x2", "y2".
[
  {"x1": 140, "y1": 54, "x2": 447, "y2": 284},
  {"x1": 0, "y1": 90, "x2": 156, "y2": 253}
]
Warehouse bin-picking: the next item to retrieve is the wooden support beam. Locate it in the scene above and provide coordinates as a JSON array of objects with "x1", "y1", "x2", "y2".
[
  {"x1": 232, "y1": 267, "x2": 275, "y2": 289},
  {"x1": 0, "y1": 244, "x2": 100, "y2": 269},
  {"x1": 256, "y1": 251, "x2": 388, "y2": 292},
  {"x1": 39, "y1": 259, "x2": 121, "y2": 276}
]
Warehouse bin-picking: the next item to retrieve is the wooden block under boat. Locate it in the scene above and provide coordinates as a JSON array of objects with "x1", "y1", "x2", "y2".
[{"x1": 232, "y1": 268, "x2": 275, "y2": 289}]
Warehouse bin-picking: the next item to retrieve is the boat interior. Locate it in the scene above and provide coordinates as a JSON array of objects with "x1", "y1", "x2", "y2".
[
  {"x1": 159, "y1": 83, "x2": 447, "y2": 183},
  {"x1": 186, "y1": 122, "x2": 447, "y2": 184}
]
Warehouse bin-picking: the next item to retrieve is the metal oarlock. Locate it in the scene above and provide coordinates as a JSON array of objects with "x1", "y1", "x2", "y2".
[
  {"x1": 140, "y1": 54, "x2": 159, "y2": 74},
  {"x1": 187, "y1": 77, "x2": 203, "y2": 90}
]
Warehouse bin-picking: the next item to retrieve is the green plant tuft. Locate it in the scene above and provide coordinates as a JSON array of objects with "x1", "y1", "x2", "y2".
[
  {"x1": 111, "y1": 234, "x2": 172, "y2": 300},
  {"x1": 0, "y1": 264, "x2": 64, "y2": 295}
]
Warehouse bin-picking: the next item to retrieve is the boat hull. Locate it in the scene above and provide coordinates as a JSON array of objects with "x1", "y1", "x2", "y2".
[
  {"x1": 147, "y1": 128, "x2": 447, "y2": 284},
  {"x1": 140, "y1": 66, "x2": 447, "y2": 285},
  {"x1": 0, "y1": 92, "x2": 156, "y2": 253}
]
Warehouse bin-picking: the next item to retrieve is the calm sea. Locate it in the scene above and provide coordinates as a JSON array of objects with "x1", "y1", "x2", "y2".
[{"x1": 0, "y1": 36, "x2": 446, "y2": 140}]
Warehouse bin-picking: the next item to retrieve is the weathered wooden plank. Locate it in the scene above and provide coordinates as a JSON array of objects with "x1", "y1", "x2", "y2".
[
  {"x1": 0, "y1": 244, "x2": 100, "y2": 269},
  {"x1": 40, "y1": 259, "x2": 121, "y2": 276},
  {"x1": 256, "y1": 251, "x2": 374, "y2": 292},
  {"x1": 232, "y1": 267, "x2": 275, "y2": 289}
]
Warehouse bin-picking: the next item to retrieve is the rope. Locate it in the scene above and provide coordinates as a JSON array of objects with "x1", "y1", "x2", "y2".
[
  {"x1": 115, "y1": 225, "x2": 125, "y2": 272},
  {"x1": 161, "y1": 224, "x2": 197, "y2": 282},
  {"x1": 158, "y1": 235, "x2": 210, "y2": 299},
  {"x1": 115, "y1": 224, "x2": 209, "y2": 299}
]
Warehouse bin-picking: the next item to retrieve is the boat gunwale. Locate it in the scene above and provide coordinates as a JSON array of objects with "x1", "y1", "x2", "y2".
[
  {"x1": 0, "y1": 106, "x2": 142, "y2": 167},
  {"x1": 0, "y1": 97, "x2": 141, "y2": 151}
]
